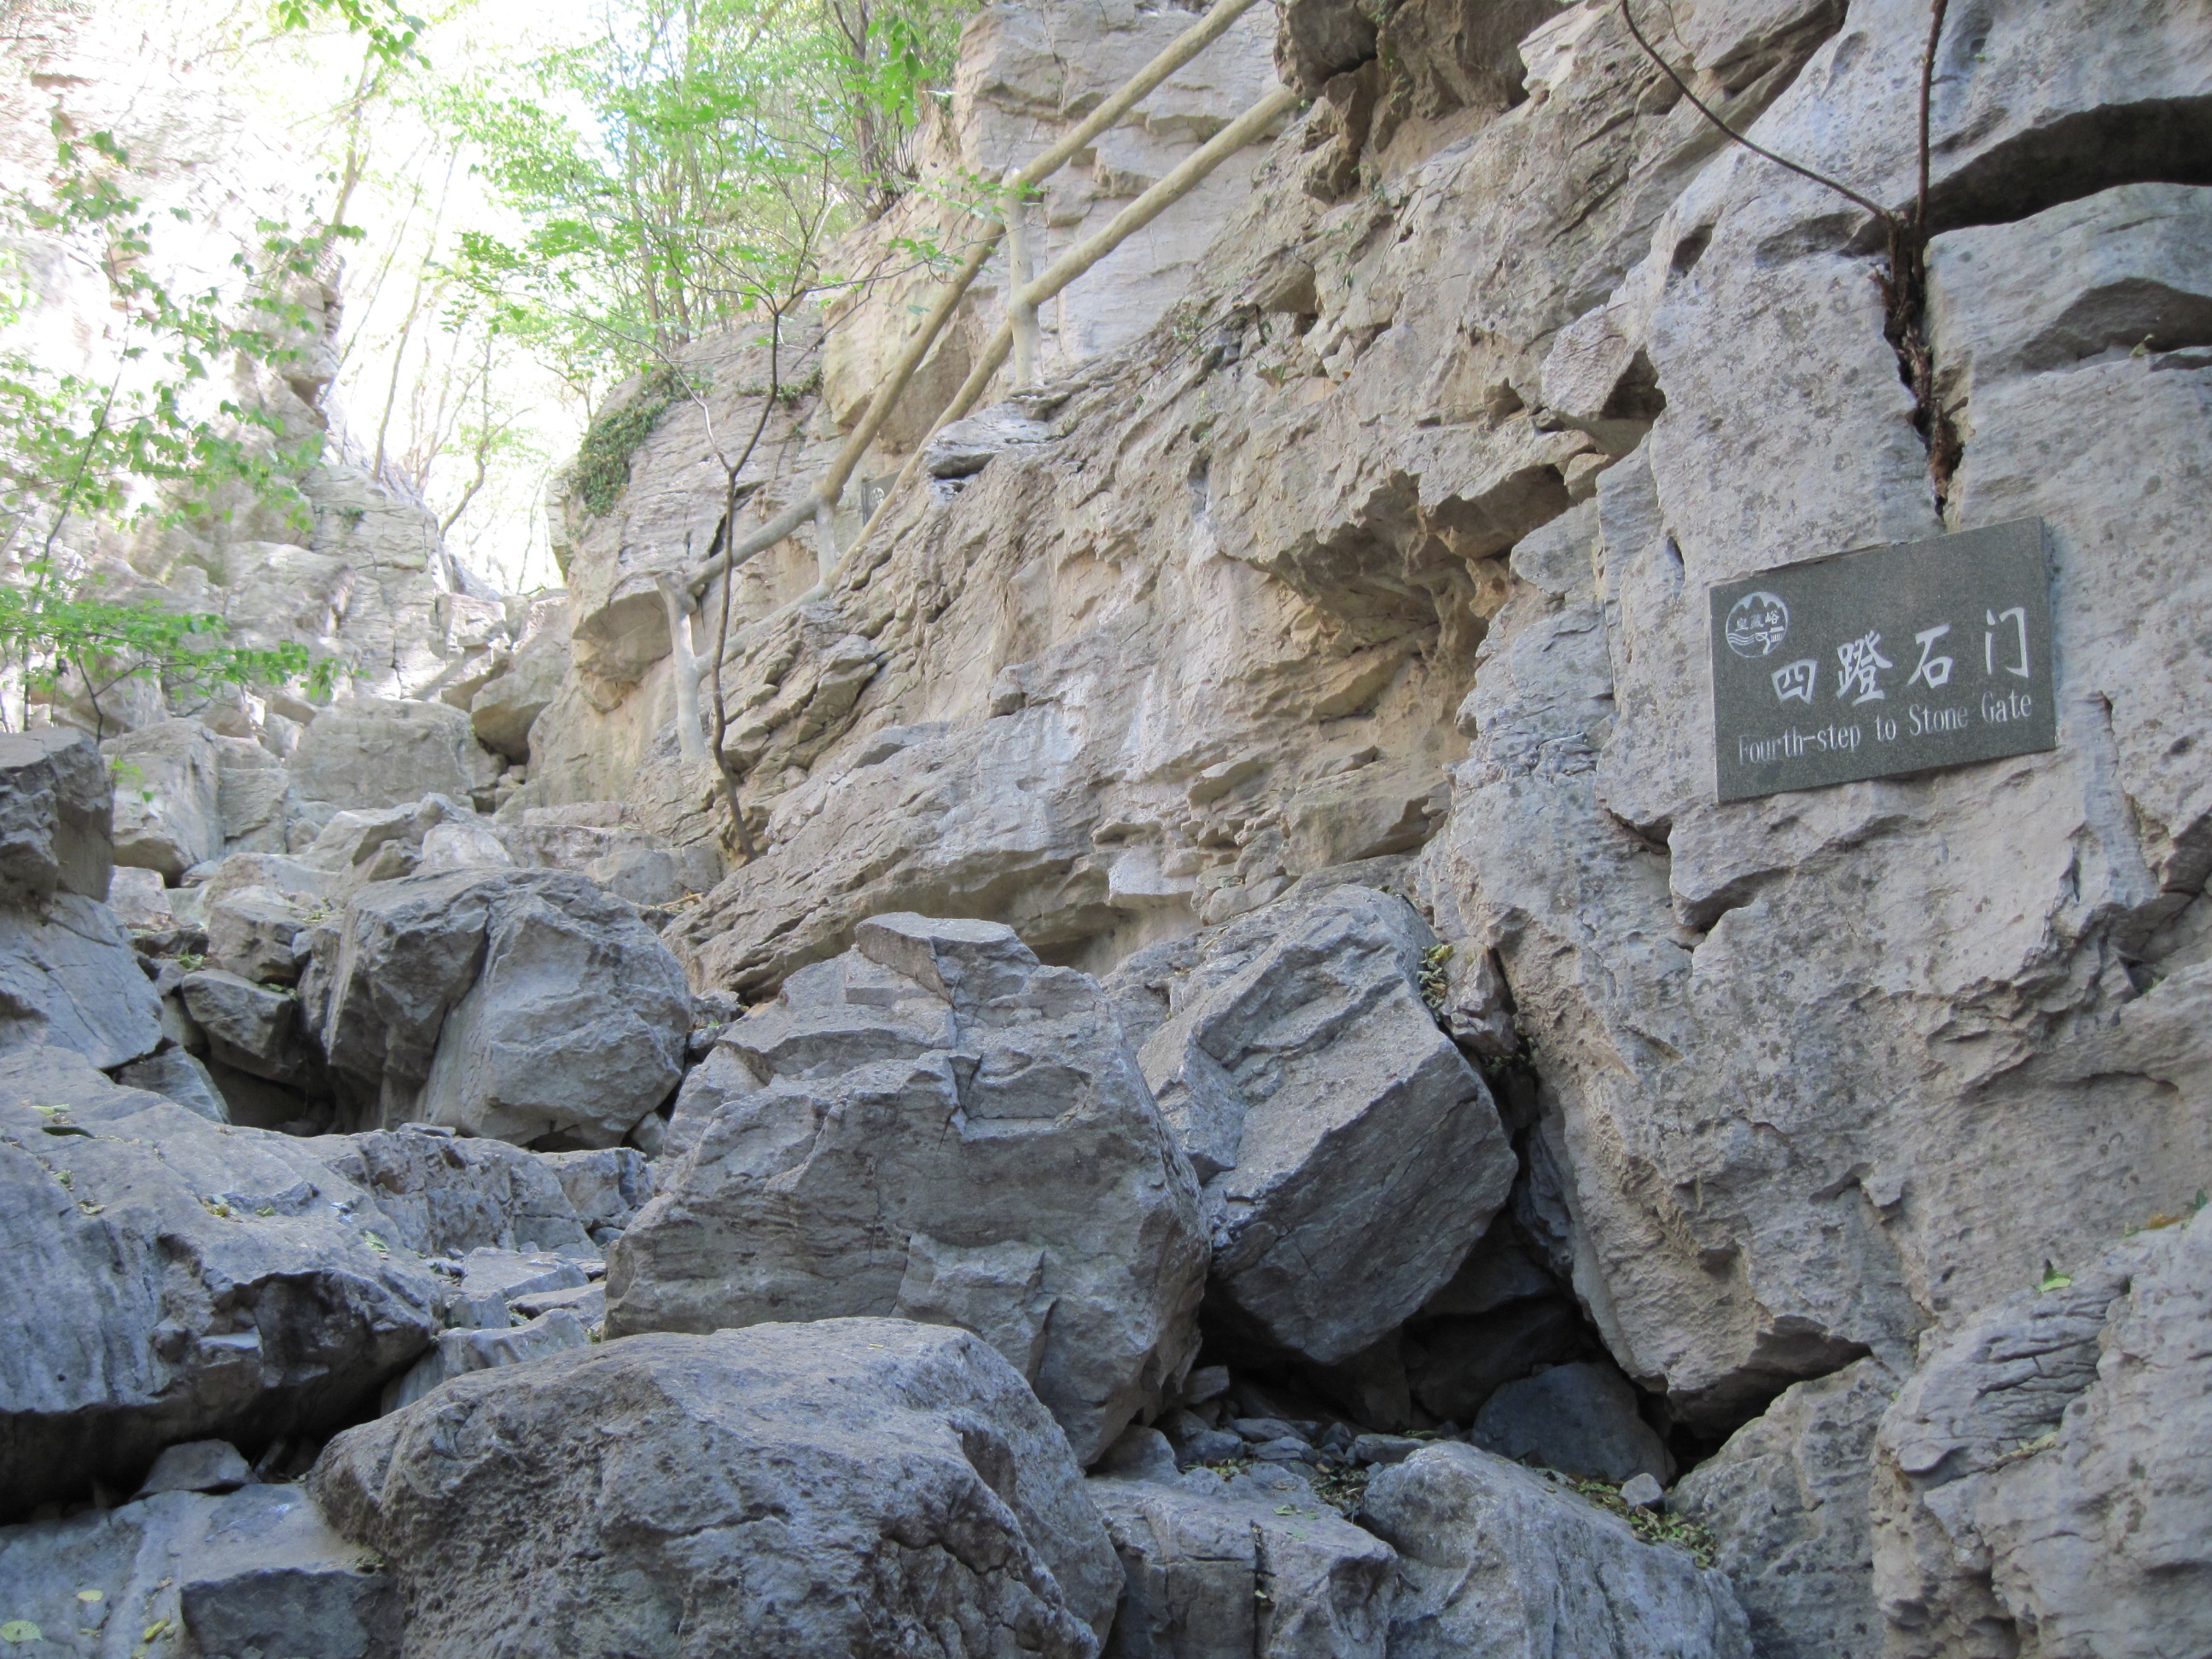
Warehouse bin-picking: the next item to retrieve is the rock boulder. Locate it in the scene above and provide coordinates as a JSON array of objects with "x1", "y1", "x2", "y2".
[
  {"x1": 308, "y1": 1123, "x2": 653, "y2": 1257},
  {"x1": 311, "y1": 1319, "x2": 1123, "y2": 1656},
  {"x1": 0, "y1": 892, "x2": 163, "y2": 1068},
  {"x1": 0, "y1": 1482, "x2": 397, "y2": 1659},
  {"x1": 0, "y1": 1078, "x2": 437, "y2": 1513},
  {"x1": 1092, "y1": 1463, "x2": 1397, "y2": 1657},
  {"x1": 104, "y1": 718, "x2": 224, "y2": 878},
  {"x1": 609, "y1": 913, "x2": 1207, "y2": 1464},
  {"x1": 0, "y1": 726, "x2": 113, "y2": 903},
  {"x1": 1109, "y1": 882, "x2": 1514, "y2": 1365},
  {"x1": 469, "y1": 601, "x2": 568, "y2": 761},
  {"x1": 286, "y1": 697, "x2": 503, "y2": 813},
  {"x1": 301, "y1": 867, "x2": 690, "y2": 1145},
  {"x1": 1471, "y1": 1359, "x2": 1673, "y2": 1486},
  {"x1": 1363, "y1": 1442, "x2": 1752, "y2": 1659}
]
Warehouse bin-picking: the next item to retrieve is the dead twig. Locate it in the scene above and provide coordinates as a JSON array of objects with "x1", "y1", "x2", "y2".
[{"x1": 1617, "y1": 0, "x2": 1963, "y2": 504}]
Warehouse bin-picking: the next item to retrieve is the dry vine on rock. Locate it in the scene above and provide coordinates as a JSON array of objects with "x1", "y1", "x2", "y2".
[{"x1": 1621, "y1": 0, "x2": 1964, "y2": 503}]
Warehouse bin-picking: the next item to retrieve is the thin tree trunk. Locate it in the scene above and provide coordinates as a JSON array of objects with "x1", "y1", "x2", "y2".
[{"x1": 701, "y1": 308, "x2": 785, "y2": 863}]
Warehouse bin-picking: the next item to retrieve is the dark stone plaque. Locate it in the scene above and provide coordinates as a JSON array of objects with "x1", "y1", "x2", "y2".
[{"x1": 1709, "y1": 518, "x2": 2056, "y2": 802}]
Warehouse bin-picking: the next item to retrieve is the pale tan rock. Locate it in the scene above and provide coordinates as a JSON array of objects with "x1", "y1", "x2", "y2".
[
  {"x1": 470, "y1": 595, "x2": 571, "y2": 760},
  {"x1": 287, "y1": 698, "x2": 504, "y2": 813},
  {"x1": 104, "y1": 718, "x2": 224, "y2": 878}
]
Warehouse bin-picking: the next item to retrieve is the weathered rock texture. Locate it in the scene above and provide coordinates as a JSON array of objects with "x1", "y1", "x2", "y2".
[
  {"x1": 1092, "y1": 1461, "x2": 1397, "y2": 1658},
  {"x1": 1871, "y1": 1208, "x2": 2212, "y2": 1659},
  {"x1": 0, "y1": 1077, "x2": 437, "y2": 1513},
  {"x1": 307, "y1": 1123, "x2": 653, "y2": 1255},
  {"x1": 0, "y1": 727, "x2": 114, "y2": 903},
  {"x1": 3, "y1": 0, "x2": 2209, "y2": 1653},
  {"x1": 302, "y1": 866, "x2": 690, "y2": 1143},
  {"x1": 0, "y1": 1481, "x2": 397, "y2": 1659},
  {"x1": 1673, "y1": 1359, "x2": 1896, "y2": 1659},
  {"x1": 311, "y1": 1319, "x2": 1123, "y2": 1656},
  {"x1": 608, "y1": 914, "x2": 1205, "y2": 1463},
  {"x1": 0, "y1": 894, "x2": 163, "y2": 1069},
  {"x1": 1107, "y1": 878, "x2": 1514, "y2": 1365},
  {"x1": 287, "y1": 698, "x2": 504, "y2": 815},
  {"x1": 1413, "y1": 0, "x2": 2212, "y2": 1442},
  {"x1": 1364, "y1": 1442, "x2": 1753, "y2": 1659}
]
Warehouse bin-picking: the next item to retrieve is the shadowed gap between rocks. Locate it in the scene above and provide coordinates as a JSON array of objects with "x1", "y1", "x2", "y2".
[
  {"x1": 1163, "y1": 1047, "x2": 1737, "y2": 1491},
  {"x1": 1922, "y1": 93, "x2": 2212, "y2": 237}
]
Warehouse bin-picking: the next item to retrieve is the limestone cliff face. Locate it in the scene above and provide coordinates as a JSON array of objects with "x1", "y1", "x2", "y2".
[
  {"x1": 538, "y1": 2, "x2": 2212, "y2": 1650},
  {"x1": 0, "y1": 3, "x2": 2204, "y2": 1654}
]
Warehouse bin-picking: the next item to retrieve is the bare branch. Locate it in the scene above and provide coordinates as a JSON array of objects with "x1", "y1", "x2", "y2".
[{"x1": 1617, "y1": 0, "x2": 1898, "y2": 232}]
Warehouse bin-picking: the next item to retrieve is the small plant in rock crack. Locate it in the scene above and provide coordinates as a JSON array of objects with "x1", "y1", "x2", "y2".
[
  {"x1": 1568, "y1": 1477, "x2": 1720, "y2": 1567},
  {"x1": 1417, "y1": 941, "x2": 1452, "y2": 1017},
  {"x1": 1309, "y1": 1462, "x2": 1371, "y2": 1516},
  {"x1": 2122, "y1": 1188, "x2": 2209, "y2": 1237}
]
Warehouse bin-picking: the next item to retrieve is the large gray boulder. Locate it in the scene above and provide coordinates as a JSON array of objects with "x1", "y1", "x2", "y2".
[
  {"x1": 0, "y1": 726, "x2": 113, "y2": 903},
  {"x1": 286, "y1": 697, "x2": 503, "y2": 812},
  {"x1": 180, "y1": 968, "x2": 315, "y2": 1086},
  {"x1": 1671, "y1": 1359, "x2": 1895, "y2": 1659},
  {"x1": 1091, "y1": 1461, "x2": 1397, "y2": 1657},
  {"x1": 609, "y1": 913, "x2": 1207, "y2": 1464},
  {"x1": 307, "y1": 1123, "x2": 653, "y2": 1257},
  {"x1": 1471, "y1": 1359, "x2": 1673, "y2": 1486},
  {"x1": 301, "y1": 867, "x2": 690, "y2": 1144},
  {"x1": 214, "y1": 729, "x2": 295, "y2": 855},
  {"x1": 206, "y1": 882, "x2": 312, "y2": 983},
  {"x1": 0, "y1": 1482, "x2": 396, "y2": 1659},
  {"x1": 311, "y1": 1318, "x2": 1123, "y2": 1656},
  {"x1": 1871, "y1": 1207, "x2": 2212, "y2": 1659},
  {"x1": 0, "y1": 892, "x2": 162, "y2": 1068},
  {"x1": 1363, "y1": 1443, "x2": 1752, "y2": 1659},
  {"x1": 0, "y1": 1067, "x2": 437, "y2": 1511},
  {"x1": 103, "y1": 718, "x2": 224, "y2": 878},
  {"x1": 1107, "y1": 882, "x2": 1514, "y2": 1365}
]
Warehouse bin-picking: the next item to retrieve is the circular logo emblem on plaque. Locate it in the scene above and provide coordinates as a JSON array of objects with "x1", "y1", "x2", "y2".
[{"x1": 1724, "y1": 591, "x2": 1790, "y2": 657}]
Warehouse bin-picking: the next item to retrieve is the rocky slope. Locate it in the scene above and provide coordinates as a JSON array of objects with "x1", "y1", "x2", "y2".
[{"x1": 2, "y1": 0, "x2": 2208, "y2": 1656}]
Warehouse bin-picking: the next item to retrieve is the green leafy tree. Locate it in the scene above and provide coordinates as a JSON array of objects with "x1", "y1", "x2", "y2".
[
  {"x1": 433, "y1": 0, "x2": 979, "y2": 385},
  {"x1": 0, "y1": 119, "x2": 349, "y2": 733},
  {"x1": 0, "y1": 570, "x2": 341, "y2": 740},
  {"x1": 268, "y1": 0, "x2": 431, "y2": 67}
]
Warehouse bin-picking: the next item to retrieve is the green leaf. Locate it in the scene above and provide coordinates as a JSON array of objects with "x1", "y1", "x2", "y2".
[
  {"x1": 2037, "y1": 1264, "x2": 2073, "y2": 1292},
  {"x1": 0, "y1": 1622, "x2": 42, "y2": 1644}
]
